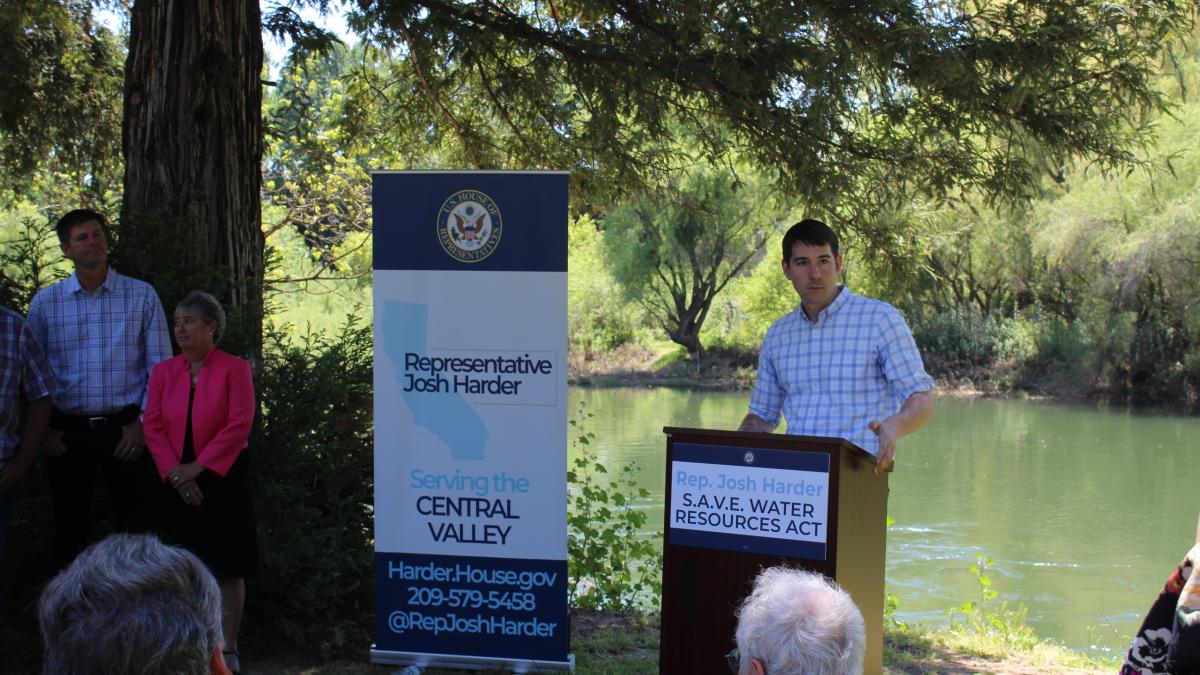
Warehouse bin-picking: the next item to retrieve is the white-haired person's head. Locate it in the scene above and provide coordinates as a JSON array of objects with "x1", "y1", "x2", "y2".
[
  {"x1": 38, "y1": 533, "x2": 229, "y2": 675},
  {"x1": 732, "y1": 566, "x2": 866, "y2": 675}
]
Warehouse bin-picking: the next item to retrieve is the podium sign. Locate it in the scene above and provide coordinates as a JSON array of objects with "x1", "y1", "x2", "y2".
[
  {"x1": 668, "y1": 443, "x2": 830, "y2": 559},
  {"x1": 371, "y1": 171, "x2": 572, "y2": 670},
  {"x1": 660, "y1": 428, "x2": 887, "y2": 675}
]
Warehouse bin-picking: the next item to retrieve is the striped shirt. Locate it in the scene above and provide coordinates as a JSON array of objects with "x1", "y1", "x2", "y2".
[
  {"x1": 748, "y1": 288, "x2": 933, "y2": 456},
  {"x1": 0, "y1": 307, "x2": 53, "y2": 457},
  {"x1": 26, "y1": 268, "x2": 171, "y2": 416}
]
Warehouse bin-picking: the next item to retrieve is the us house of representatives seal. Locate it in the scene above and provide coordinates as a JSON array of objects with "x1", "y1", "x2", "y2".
[{"x1": 437, "y1": 190, "x2": 503, "y2": 263}]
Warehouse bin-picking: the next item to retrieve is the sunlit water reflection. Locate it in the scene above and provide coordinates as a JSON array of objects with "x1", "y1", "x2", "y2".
[{"x1": 568, "y1": 387, "x2": 1200, "y2": 657}]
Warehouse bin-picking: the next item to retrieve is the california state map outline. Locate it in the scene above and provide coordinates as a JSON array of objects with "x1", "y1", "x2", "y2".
[{"x1": 381, "y1": 300, "x2": 488, "y2": 460}]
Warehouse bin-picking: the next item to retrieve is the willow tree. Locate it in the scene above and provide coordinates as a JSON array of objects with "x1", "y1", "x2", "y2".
[{"x1": 604, "y1": 167, "x2": 774, "y2": 355}]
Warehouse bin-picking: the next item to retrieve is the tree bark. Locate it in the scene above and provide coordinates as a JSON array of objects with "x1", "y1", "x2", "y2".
[{"x1": 120, "y1": 0, "x2": 263, "y2": 360}]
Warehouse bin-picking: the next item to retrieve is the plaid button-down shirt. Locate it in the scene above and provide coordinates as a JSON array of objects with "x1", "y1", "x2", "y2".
[
  {"x1": 26, "y1": 269, "x2": 171, "y2": 417},
  {"x1": 748, "y1": 288, "x2": 933, "y2": 456},
  {"x1": 0, "y1": 307, "x2": 53, "y2": 458}
]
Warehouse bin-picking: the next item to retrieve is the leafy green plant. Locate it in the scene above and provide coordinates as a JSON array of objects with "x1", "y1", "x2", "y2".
[
  {"x1": 567, "y1": 401, "x2": 663, "y2": 611},
  {"x1": 911, "y1": 307, "x2": 1032, "y2": 373},
  {"x1": 1028, "y1": 316, "x2": 1092, "y2": 377},
  {"x1": 884, "y1": 587, "x2": 903, "y2": 629},
  {"x1": 249, "y1": 319, "x2": 375, "y2": 656},
  {"x1": 567, "y1": 214, "x2": 644, "y2": 356},
  {"x1": 0, "y1": 215, "x2": 68, "y2": 313},
  {"x1": 945, "y1": 553, "x2": 1037, "y2": 651}
]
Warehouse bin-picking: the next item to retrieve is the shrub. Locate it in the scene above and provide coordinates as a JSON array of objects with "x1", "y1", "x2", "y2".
[
  {"x1": 0, "y1": 215, "x2": 68, "y2": 313},
  {"x1": 569, "y1": 214, "x2": 645, "y2": 356},
  {"x1": 567, "y1": 402, "x2": 663, "y2": 611},
  {"x1": 247, "y1": 319, "x2": 374, "y2": 656},
  {"x1": 911, "y1": 307, "x2": 1031, "y2": 375},
  {"x1": 1025, "y1": 315, "x2": 1096, "y2": 384}
]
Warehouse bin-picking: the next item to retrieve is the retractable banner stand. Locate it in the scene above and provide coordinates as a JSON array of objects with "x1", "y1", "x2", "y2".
[{"x1": 370, "y1": 171, "x2": 572, "y2": 670}]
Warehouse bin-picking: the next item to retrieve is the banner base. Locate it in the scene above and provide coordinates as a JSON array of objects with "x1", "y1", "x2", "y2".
[{"x1": 370, "y1": 649, "x2": 575, "y2": 672}]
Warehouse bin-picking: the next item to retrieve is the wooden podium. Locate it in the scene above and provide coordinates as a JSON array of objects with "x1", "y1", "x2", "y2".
[{"x1": 659, "y1": 427, "x2": 888, "y2": 674}]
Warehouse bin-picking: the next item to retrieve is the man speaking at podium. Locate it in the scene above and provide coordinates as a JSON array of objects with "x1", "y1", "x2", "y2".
[{"x1": 738, "y1": 219, "x2": 933, "y2": 475}]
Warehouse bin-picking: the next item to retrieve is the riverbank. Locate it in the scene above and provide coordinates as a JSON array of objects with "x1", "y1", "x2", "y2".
[
  {"x1": 568, "y1": 344, "x2": 988, "y2": 394},
  {"x1": 568, "y1": 344, "x2": 757, "y2": 390},
  {"x1": 567, "y1": 342, "x2": 1171, "y2": 406}
]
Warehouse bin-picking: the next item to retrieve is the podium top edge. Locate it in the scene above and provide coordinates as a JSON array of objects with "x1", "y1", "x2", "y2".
[
  {"x1": 662, "y1": 426, "x2": 869, "y2": 456},
  {"x1": 369, "y1": 169, "x2": 571, "y2": 175}
]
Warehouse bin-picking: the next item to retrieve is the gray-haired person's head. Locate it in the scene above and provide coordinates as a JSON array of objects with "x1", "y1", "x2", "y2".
[
  {"x1": 176, "y1": 290, "x2": 226, "y2": 344},
  {"x1": 38, "y1": 533, "x2": 223, "y2": 675},
  {"x1": 735, "y1": 567, "x2": 866, "y2": 675}
]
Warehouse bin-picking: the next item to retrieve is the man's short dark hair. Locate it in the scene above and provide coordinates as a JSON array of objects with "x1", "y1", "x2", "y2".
[
  {"x1": 55, "y1": 208, "x2": 108, "y2": 245},
  {"x1": 782, "y1": 219, "x2": 839, "y2": 262}
]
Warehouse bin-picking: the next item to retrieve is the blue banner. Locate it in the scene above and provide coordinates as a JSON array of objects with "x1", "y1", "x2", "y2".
[
  {"x1": 375, "y1": 553, "x2": 569, "y2": 660},
  {"x1": 372, "y1": 171, "x2": 570, "y2": 667},
  {"x1": 374, "y1": 171, "x2": 567, "y2": 272}
]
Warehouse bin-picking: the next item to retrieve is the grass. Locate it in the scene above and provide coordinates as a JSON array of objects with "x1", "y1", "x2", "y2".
[
  {"x1": 231, "y1": 610, "x2": 1121, "y2": 675},
  {"x1": 568, "y1": 611, "x2": 658, "y2": 674},
  {"x1": 884, "y1": 621, "x2": 1118, "y2": 674},
  {"x1": 241, "y1": 610, "x2": 657, "y2": 674}
]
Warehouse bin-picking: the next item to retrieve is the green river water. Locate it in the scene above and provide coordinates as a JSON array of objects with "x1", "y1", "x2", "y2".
[{"x1": 568, "y1": 386, "x2": 1200, "y2": 658}]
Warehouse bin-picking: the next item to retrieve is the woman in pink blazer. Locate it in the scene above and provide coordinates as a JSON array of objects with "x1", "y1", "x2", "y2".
[{"x1": 143, "y1": 290, "x2": 256, "y2": 675}]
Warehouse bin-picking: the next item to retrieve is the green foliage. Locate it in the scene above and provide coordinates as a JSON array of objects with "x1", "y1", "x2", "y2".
[
  {"x1": 249, "y1": 319, "x2": 375, "y2": 656},
  {"x1": 0, "y1": 1, "x2": 124, "y2": 202},
  {"x1": 911, "y1": 307, "x2": 1033, "y2": 374},
  {"x1": 261, "y1": 5, "x2": 342, "y2": 60},
  {"x1": 264, "y1": 46, "x2": 381, "y2": 262},
  {"x1": 568, "y1": 214, "x2": 644, "y2": 354},
  {"x1": 604, "y1": 166, "x2": 776, "y2": 354},
  {"x1": 261, "y1": 46, "x2": 428, "y2": 324},
  {"x1": 0, "y1": 211, "x2": 69, "y2": 313},
  {"x1": 945, "y1": 553, "x2": 1038, "y2": 652},
  {"x1": 263, "y1": 220, "x2": 371, "y2": 338},
  {"x1": 702, "y1": 247, "x2": 794, "y2": 351},
  {"x1": 567, "y1": 402, "x2": 662, "y2": 611},
  {"x1": 884, "y1": 588, "x2": 902, "y2": 627},
  {"x1": 1026, "y1": 316, "x2": 1093, "y2": 379},
  {"x1": 1007, "y1": 40, "x2": 1200, "y2": 401},
  {"x1": 902, "y1": 203, "x2": 1035, "y2": 318},
  {"x1": 258, "y1": 47, "x2": 382, "y2": 345},
  {"x1": 350, "y1": 0, "x2": 1193, "y2": 232}
]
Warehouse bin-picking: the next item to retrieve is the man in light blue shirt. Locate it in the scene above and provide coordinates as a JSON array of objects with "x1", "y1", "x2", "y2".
[
  {"x1": 27, "y1": 209, "x2": 171, "y2": 566},
  {"x1": 739, "y1": 219, "x2": 933, "y2": 475}
]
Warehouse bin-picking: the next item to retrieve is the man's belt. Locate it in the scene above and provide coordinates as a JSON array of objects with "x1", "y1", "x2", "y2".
[{"x1": 51, "y1": 405, "x2": 139, "y2": 432}]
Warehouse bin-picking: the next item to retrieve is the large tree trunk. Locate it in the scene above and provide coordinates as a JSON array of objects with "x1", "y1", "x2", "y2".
[{"x1": 120, "y1": 0, "x2": 263, "y2": 360}]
